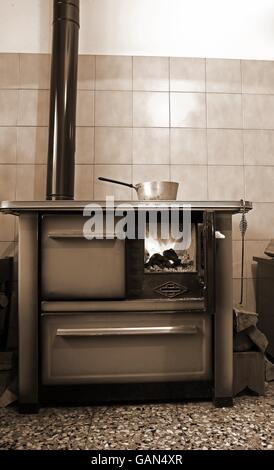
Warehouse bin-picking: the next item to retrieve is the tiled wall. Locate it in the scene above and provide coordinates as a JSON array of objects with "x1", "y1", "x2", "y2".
[{"x1": 1, "y1": 53, "x2": 274, "y2": 310}]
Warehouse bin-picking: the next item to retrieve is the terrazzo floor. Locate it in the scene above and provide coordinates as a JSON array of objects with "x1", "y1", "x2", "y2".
[{"x1": 0, "y1": 384, "x2": 273, "y2": 450}]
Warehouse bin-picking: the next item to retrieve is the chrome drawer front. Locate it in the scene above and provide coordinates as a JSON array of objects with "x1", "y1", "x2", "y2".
[{"x1": 42, "y1": 312, "x2": 212, "y2": 385}]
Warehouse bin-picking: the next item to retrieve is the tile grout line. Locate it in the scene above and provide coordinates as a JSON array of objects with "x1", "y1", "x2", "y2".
[
  {"x1": 14, "y1": 53, "x2": 21, "y2": 202},
  {"x1": 2, "y1": 85, "x2": 274, "y2": 97},
  {"x1": 4, "y1": 124, "x2": 274, "y2": 131},
  {"x1": 93, "y1": 55, "x2": 96, "y2": 200},
  {"x1": 131, "y1": 55, "x2": 133, "y2": 197},
  {"x1": 205, "y1": 58, "x2": 209, "y2": 201},
  {"x1": 240, "y1": 59, "x2": 247, "y2": 202},
  {"x1": 168, "y1": 57, "x2": 171, "y2": 181}
]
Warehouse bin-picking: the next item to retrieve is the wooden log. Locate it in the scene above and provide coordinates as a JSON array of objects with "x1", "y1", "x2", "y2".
[
  {"x1": 246, "y1": 326, "x2": 269, "y2": 353},
  {"x1": 265, "y1": 357, "x2": 274, "y2": 382},
  {"x1": 233, "y1": 351, "x2": 265, "y2": 396},
  {"x1": 233, "y1": 307, "x2": 258, "y2": 333},
  {"x1": 233, "y1": 331, "x2": 254, "y2": 352}
]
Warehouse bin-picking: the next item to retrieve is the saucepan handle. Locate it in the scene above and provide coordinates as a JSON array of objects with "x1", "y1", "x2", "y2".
[{"x1": 98, "y1": 176, "x2": 135, "y2": 189}]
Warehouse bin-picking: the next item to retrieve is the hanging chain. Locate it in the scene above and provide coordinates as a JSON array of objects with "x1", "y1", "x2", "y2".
[{"x1": 239, "y1": 199, "x2": 248, "y2": 304}]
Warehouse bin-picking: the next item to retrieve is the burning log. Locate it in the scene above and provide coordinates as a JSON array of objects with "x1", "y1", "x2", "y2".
[
  {"x1": 146, "y1": 253, "x2": 172, "y2": 269},
  {"x1": 163, "y1": 249, "x2": 181, "y2": 267},
  {"x1": 145, "y1": 248, "x2": 194, "y2": 272},
  {"x1": 145, "y1": 249, "x2": 181, "y2": 269}
]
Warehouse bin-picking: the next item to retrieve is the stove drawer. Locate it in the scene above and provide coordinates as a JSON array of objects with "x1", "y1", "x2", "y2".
[
  {"x1": 42, "y1": 312, "x2": 212, "y2": 384},
  {"x1": 41, "y1": 215, "x2": 125, "y2": 299}
]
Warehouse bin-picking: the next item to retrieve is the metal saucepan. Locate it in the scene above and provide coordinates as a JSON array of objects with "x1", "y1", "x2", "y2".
[{"x1": 98, "y1": 177, "x2": 179, "y2": 200}]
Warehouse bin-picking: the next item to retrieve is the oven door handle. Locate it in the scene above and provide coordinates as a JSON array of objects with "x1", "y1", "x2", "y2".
[
  {"x1": 47, "y1": 232, "x2": 117, "y2": 239},
  {"x1": 56, "y1": 326, "x2": 198, "y2": 337}
]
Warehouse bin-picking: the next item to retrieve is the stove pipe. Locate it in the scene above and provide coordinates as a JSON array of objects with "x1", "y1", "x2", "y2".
[{"x1": 46, "y1": 0, "x2": 80, "y2": 200}]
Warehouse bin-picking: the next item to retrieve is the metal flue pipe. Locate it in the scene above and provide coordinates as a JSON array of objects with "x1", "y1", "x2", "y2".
[{"x1": 46, "y1": 0, "x2": 80, "y2": 200}]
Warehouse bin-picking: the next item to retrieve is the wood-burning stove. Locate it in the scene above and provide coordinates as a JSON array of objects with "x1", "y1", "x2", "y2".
[
  {"x1": 0, "y1": 199, "x2": 252, "y2": 412},
  {"x1": 39, "y1": 207, "x2": 214, "y2": 388}
]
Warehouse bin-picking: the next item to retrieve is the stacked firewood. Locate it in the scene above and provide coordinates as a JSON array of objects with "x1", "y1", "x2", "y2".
[{"x1": 233, "y1": 307, "x2": 274, "y2": 395}]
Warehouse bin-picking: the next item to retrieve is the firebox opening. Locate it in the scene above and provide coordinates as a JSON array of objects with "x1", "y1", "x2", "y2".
[{"x1": 144, "y1": 224, "x2": 196, "y2": 273}]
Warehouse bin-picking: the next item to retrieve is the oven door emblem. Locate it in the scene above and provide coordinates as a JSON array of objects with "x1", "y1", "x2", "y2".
[{"x1": 154, "y1": 281, "x2": 188, "y2": 298}]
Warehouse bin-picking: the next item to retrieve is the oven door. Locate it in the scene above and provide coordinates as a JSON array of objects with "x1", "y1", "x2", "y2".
[
  {"x1": 41, "y1": 311, "x2": 212, "y2": 384},
  {"x1": 41, "y1": 215, "x2": 125, "y2": 299}
]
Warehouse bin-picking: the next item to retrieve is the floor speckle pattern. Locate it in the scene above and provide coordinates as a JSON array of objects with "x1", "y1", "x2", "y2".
[{"x1": 0, "y1": 384, "x2": 273, "y2": 450}]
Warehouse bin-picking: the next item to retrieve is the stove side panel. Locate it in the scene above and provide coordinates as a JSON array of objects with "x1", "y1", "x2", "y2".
[
  {"x1": 18, "y1": 214, "x2": 39, "y2": 412},
  {"x1": 214, "y1": 212, "x2": 233, "y2": 407}
]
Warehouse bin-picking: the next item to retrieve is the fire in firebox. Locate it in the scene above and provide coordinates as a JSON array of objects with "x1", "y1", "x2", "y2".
[
  {"x1": 145, "y1": 248, "x2": 194, "y2": 273},
  {"x1": 144, "y1": 224, "x2": 196, "y2": 273}
]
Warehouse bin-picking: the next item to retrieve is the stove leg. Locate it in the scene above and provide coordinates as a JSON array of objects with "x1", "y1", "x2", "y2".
[
  {"x1": 214, "y1": 213, "x2": 233, "y2": 407},
  {"x1": 18, "y1": 214, "x2": 39, "y2": 412}
]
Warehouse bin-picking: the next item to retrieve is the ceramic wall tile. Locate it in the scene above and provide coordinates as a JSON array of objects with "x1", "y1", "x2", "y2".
[
  {"x1": 244, "y1": 130, "x2": 274, "y2": 165},
  {"x1": 133, "y1": 92, "x2": 169, "y2": 127},
  {"x1": 208, "y1": 165, "x2": 244, "y2": 200},
  {"x1": 207, "y1": 129, "x2": 243, "y2": 165},
  {"x1": 0, "y1": 165, "x2": 16, "y2": 200},
  {"x1": 76, "y1": 90, "x2": 94, "y2": 126},
  {"x1": 238, "y1": 203, "x2": 274, "y2": 241},
  {"x1": 133, "y1": 57, "x2": 169, "y2": 91},
  {"x1": 96, "y1": 56, "x2": 132, "y2": 91},
  {"x1": 170, "y1": 58, "x2": 205, "y2": 92},
  {"x1": 0, "y1": 90, "x2": 18, "y2": 126},
  {"x1": 17, "y1": 127, "x2": 48, "y2": 164},
  {"x1": 170, "y1": 93, "x2": 206, "y2": 128},
  {"x1": 245, "y1": 166, "x2": 274, "y2": 202},
  {"x1": 207, "y1": 93, "x2": 242, "y2": 129},
  {"x1": 133, "y1": 128, "x2": 169, "y2": 165},
  {"x1": 170, "y1": 129, "x2": 207, "y2": 164},
  {"x1": 243, "y1": 94, "x2": 274, "y2": 129},
  {"x1": 0, "y1": 54, "x2": 19, "y2": 89},
  {"x1": 242, "y1": 60, "x2": 274, "y2": 94},
  {"x1": 75, "y1": 165, "x2": 94, "y2": 200},
  {"x1": 0, "y1": 127, "x2": 17, "y2": 164},
  {"x1": 78, "y1": 55, "x2": 95, "y2": 90},
  {"x1": 75, "y1": 127, "x2": 94, "y2": 164},
  {"x1": 95, "y1": 127, "x2": 132, "y2": 164},
  {"x1": 19, "y1": 54, "x2": 50, "y2": 89},
  {"x1": 15, "y1": 164, "x2": 46, "y2": 201},
  {"x1": 95, "y1": 91, "x2": 132, "y2": 127},
  {"x1": 133, "y1": 164, "x2": 169, "y2": 183},
  {"x1": 170, "y1": 165, "x2": 207, "y2": 200},
  {"x1": 206, "y1": 59, "x2": 241, "y2": 93},
  {"x1": 18, "y1": 90, "x2": 49, "y2": 126}
]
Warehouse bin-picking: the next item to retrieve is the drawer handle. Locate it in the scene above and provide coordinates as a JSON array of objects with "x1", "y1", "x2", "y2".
[
  {"x1": 48, "y1": 232, "x2": 117, "y2": 239},
  {"x1": 56, "y1": 326, "x2": 198, "y2": 337}
]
